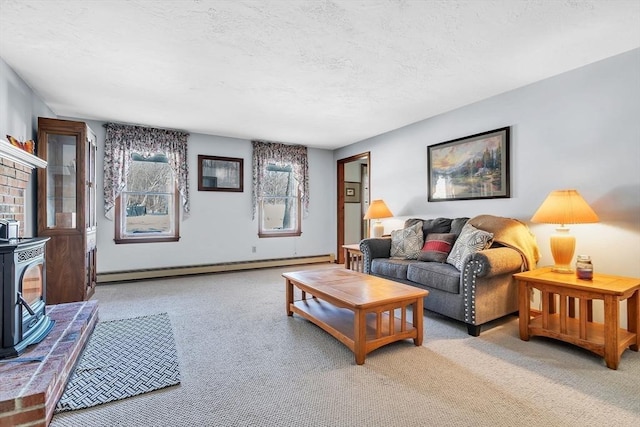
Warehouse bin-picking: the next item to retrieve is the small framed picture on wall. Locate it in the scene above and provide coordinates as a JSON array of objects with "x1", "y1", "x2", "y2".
[{"x1": 344, "y1": 181, "x2": 361, "y2": 203}]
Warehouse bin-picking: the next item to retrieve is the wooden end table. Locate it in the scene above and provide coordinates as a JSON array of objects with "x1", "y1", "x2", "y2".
[
  {"x1": 342, "y1": 244, "x2": 363, "y2": 271},
  {"x1": 283, "y1": 268, "x2": 428, "y2": 365},
  {"x1": 514, "y1": 267, "x2": 640, "y2": 369}
]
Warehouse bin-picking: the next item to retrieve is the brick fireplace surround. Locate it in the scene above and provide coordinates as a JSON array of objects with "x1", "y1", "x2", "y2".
[
  {"x1": 1, "y1": 146, "x2": 99, "y2": 426},
  {"x1": 0, "y1": 156, "x2": 30, "y2": 235}
]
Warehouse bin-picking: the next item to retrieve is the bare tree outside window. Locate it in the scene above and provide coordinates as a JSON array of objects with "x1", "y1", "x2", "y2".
[
  {"x1": 120, "y1": 154, "x2": 175, "y2": 236},
  {"x1": 259, "y1": 164, "x2": 301, "y2": 236}
]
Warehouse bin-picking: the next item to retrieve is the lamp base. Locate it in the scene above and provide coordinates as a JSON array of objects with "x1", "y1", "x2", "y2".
[
  {"x1": 549, "y1": 227, "x2": 575, "y2": 274},
  {"x1": 372, "y1": 221, "x2": 384, "y2": 238},
  {"x1": 551, "y1": 265, "x2": 574, "y2": 274}
]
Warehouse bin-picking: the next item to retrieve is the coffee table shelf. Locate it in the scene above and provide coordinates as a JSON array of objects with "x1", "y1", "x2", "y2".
[{"x1": 291, "y1": 298, "x2": 417, "y2": 354}]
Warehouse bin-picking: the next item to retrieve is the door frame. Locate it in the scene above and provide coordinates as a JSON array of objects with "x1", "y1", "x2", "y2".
[{"x1": 337, "y1": 152, "x2": 370, "y2": 264}]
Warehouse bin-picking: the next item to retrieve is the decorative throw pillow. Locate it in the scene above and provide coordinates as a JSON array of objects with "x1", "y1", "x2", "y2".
[
  {"x1": 390, "y1": 222, "x2": 424, "y2": 260},
  {"x1": 446, "y1": 223, "x2": 494, "y2": 270},
  {"x1": 418, "y1": 233, "x2": 456, "y2": 263}
]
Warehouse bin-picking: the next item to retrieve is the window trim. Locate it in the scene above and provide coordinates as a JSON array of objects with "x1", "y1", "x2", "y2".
[
  {"x1": 258, "y1": 190, "x2": 302, "y2": 238},
  {"x1": 114, "y1": 184, "x2": 181, "y2": 244}
]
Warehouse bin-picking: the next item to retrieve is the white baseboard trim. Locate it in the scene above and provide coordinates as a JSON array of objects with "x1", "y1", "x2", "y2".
[{"x1": 97, "y1": 254, "x2": 336, "y2": 283}]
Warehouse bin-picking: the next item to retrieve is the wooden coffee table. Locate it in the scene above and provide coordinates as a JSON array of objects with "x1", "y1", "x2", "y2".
[{"x1": 283, "y1": 268, "x2": 428, "y2": 364}]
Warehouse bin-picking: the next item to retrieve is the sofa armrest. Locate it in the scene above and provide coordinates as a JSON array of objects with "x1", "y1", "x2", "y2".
[
  {"x1": 461, "y1": 247, "x2": 525, "y2": 328},
  {"x1": 359, "y1": 238, "x2": 392, "y2": 274},
  {"x1": 467, "y1": 247, "x2": 524, "y2": 278}
]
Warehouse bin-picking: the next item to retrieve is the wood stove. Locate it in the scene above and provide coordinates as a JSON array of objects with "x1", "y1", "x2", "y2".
[{"x1": 0, "y1": 236, "x2": 54, "y2": 359}]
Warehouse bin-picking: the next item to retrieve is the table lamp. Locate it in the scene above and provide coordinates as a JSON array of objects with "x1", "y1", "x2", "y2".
[
  {"x1": 363, "y1": 199, "x2": 393, "y2": 238},
  {"x1": 531, "y1": 189, "x2": 599, "y2": 273}
]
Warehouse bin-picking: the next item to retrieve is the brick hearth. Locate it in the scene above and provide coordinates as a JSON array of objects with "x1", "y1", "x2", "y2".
[{"x1": 0, "y1": 300, "x2": 98, "y2": 427}]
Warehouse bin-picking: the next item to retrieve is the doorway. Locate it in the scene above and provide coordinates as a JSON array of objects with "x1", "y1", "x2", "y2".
[{"x1": 337, "y1": 152, "x2": 370, "y2": 264}]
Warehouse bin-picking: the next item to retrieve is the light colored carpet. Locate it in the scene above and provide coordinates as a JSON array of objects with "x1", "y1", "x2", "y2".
[
  {"x1": 50, "y1": 264, "x2": 640, "y2": 427},
  {"x1": 55, "y1": 313, "x2": 180, "y2": 413}
]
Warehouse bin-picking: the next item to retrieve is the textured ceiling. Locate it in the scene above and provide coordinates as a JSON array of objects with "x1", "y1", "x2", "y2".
[{"x1": 1, "y1": 0, "x2": 639, "y2": 149}]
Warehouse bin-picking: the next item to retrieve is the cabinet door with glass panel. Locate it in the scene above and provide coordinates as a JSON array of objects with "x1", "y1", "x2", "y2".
[
  {"x1": 85, "y1": 128, "x2": 98, "y2": 294},
  {"x1": 41, "y1": 128, "x2": 81, "y2": 230},
  {"x1": 85, "y1": 129, "x2": 97, "y2": 231}
]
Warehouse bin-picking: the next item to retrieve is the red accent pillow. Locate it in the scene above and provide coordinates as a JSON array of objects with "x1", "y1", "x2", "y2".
[{"x1": 418, "y1": 233, "x2": 456, "y2": 263}]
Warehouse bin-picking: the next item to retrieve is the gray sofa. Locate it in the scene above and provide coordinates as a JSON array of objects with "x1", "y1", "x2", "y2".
[{"x1": 359, "y1": 215, "x2": 539, "y2": 336}]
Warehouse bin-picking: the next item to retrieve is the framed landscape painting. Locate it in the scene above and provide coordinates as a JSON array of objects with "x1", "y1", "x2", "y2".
[{"x1": 427, "y1": 127, "x2": 510, "y2": 201}]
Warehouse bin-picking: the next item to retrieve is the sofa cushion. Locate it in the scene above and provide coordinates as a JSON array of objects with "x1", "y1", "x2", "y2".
[
  {"x1": 418, "y1": 233, "x2": 456, "y2": 263},
  {"x1": 447, "y1": 223, "x2": 494, "y2": 270},
  {"x1": 390, "y1": 222, "x2": 423, "y2": 259},
  {"x1": 450, "y1": 217, "x2": 470, "y2": 236},
  {"x1": 371, "y1": 258, "x2": 416, "y2": 281},
  {"x1": 405, "y1": 217, "x2": 452, "y2": 236},
  {"x1": 407, "y1": 262, "x2": 461, "y2": 294}
]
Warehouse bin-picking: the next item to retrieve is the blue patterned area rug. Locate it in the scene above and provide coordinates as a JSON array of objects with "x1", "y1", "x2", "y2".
[{"x1": 55, "y1": 313, "x2": 180, "y2": 413}]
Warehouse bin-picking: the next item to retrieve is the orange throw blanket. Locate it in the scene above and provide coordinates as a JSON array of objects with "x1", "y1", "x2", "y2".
[{"x1": 468, "y1": 214, "x2": 540, "y2": 271}]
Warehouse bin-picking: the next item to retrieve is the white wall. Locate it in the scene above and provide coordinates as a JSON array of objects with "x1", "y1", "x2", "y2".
[
  {"x1": 335, "y1": 48, "x2": 640, "y2": 280},
  {"x1": 3, "y1": 49, "x2": 638, "y2": 280},
  {"x1": 1, "y1": 56, "x2": 336, "y2": 273},
  {"x1": 76, "y1": 123, "x2": 336, "y2": 272},
  {"x1": 0, "y1": 58, "x2": 55, "y2": 236}
]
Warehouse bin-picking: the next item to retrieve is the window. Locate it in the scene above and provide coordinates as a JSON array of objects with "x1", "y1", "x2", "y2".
[
  {"x1": 103, "y1": 123, "x2": 189, "y2": 244},
  {"x1": 259, "y1": 164, "x2": 301, "y2": 237},
  {"x1": 114, "y1": 153, "x2": 180, "y2": 244},
  {"x1": 252, "y1": 141, "x2": 309, "y2": 238}
]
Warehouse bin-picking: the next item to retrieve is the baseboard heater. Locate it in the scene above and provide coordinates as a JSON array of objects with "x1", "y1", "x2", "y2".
[{"x1": 97, "y1": 254, "x2": 335, "y2": 283}]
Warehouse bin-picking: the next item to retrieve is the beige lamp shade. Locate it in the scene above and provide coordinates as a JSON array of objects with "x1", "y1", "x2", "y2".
[
  {"x1": 363, "y1": 199, "x2": 393, "y2": 220},
  {"x1": 531, "y1": 189, "x2": 599, "y2": 225},
  {"x1": 364, "y1": 199, "x2": 393, "y2": 238},
  {"x1": 531, "y1": 189, "x2": 599, "y2": 273}
]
